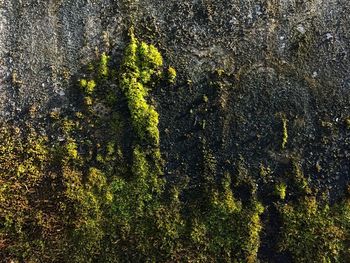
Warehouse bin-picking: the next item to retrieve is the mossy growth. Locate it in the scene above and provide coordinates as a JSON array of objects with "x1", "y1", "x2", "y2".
[
  {"x1": 119, "y1": 27, "x2": 164, "y2": 145},
  {"x1": 281, "y1": 114, "x2": 288, "y2": 149},
  {"x1": 98, "y1": 52, "x2": 109, "y2": 78},
  {"x1": 183, "y1": 149, "x2": 264, "y2": 262},
  {"x1": 167, "y1": 66, "x2": 177, "y2": 83},
  {"x1": 278, "y1": 196, "x2": 350, "y2": 262},
  {"x1": 276, "y1": 159, "x2": 350, "y2": 262},
  {"x1": 275, "y1": 182, "x2": 287, "y2": 200},
  {"x1": 2, "y1": 27, "x2": 350, "y2": 263},
  {"x1": 291, "y1": 160, "x2": 311, "y2": 195}
]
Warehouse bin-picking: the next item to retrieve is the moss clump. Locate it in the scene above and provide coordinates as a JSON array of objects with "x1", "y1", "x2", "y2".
[
  {"x1": 0, "y1": 126, "x2": 66, "y2": 261},
  {"x1": 167, "y1": 66, "x2": 177, "y2": 83},
  {"x1": 275, "y1": 182, "x2": 287, "y2": 200},
  {"x1": 79, "y1": 79, "x2": 96, "y2": 95},
  {"x1": 98, "y1": 52, "x2": 109, "y2": 78},
  {"x1": 182, "y1": 150, "x2": 264, "y2": 262},
  {"x1": 277, "y1": 163, "x2": 350, "y2": 262},
  {"x1": 65, "y1": 140, "x2": 79, "y2": 160},
  {"x1": 281, "y1": 114, "x2": 288, "y2": 149},
  {"x1": 83, "y1": 96, "x2": 93, "y2": 106},
  {"x1": 120, "y1": 28, "x2": 163, "y2": 145},
  {"x1": 291, "y1": 160, "x2": 311, "y2": 195}
]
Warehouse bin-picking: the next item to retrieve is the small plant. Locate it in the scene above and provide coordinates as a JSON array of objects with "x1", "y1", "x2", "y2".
[{"x1": 79, "y1": 79, "x2": 96, "y2": 95}]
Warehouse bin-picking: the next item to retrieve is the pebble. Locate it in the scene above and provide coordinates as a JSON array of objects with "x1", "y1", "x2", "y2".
[
  {"x1": 325, "y1": 33, "x2": 333, "y2": 40},
  {"x1": 296, "y1": 25, "x2": 306, "y2": 34}
]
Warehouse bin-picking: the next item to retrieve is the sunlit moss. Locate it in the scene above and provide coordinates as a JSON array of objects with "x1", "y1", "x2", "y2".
[
  {"x1": 65, "y1": 140, "x2": 79, "y2": 160},
  {"x1": 281, "y1": 114, "x2": 288, "y2": 149},
  {"x1": 167, "y1": 66, "x2": 177, "y2": 83},
  {"x1": 275, "y1": 182, "x2": 287, "y2": 200},
  {"x1": 120, "y1": 28, "x2": 163, "y2": 145},
  {"x1": 98, "y1": 52, "x2": 109, "y2": 78}
]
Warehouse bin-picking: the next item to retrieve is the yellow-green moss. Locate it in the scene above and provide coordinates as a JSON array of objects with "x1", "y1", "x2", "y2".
[
  {"x1": 98, "y1": 52, "x2": 109, "y2": 78},
  {"x1": 278, "y1": 196, "x2": 349, "y2": 262},
  {"x1": 120, "y1": 28, "x2": 163, "y2": 145},
  {"x1": 275, "y1": 182, "x2": 287, "y2": 200},
  {"x1": 167, "y1": 66, "x2": 177, "y2": 83},
  {"x1": 282, "y1": 114, "x2": 288, "y2": 149}
]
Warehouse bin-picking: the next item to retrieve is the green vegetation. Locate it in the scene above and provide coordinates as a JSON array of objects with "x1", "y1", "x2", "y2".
[
  {"x1": 183, "y1": 151, "x2": 264, "y2": 262},
  {"x1": 98, "y1": 52, "x2": 109, "y2": 78},
  {"x1": 120, "y1": 28, "x2": 162, "y2": 145},
  {"x1": 276, "y1": 161, "x2": 350, "y2": 262},
  {"x1": 281, "y1": 114, "x2": 288, "y2": 149},
  {"x1": 278, "y1": 196, "x2": 350, "y2": 262},
  {"x1": 167, "y1": 66, "x2": 177, "y2": 83},
  {"x1": 275, "y1": 182, "x2": 287, "y2": 200}
]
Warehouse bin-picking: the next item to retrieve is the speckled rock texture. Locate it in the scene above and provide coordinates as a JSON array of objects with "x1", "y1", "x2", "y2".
[{"x1": 0, "y1": 0, "x2": 349, "y2": 198}]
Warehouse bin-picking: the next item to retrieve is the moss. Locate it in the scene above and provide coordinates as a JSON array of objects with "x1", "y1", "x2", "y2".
[
  {"x1": 79, "y1": 78, "x2": 87, "y2": 88},
  {"x1": 79, "y1": 79, "x2": 96, "y2": 95},
  {"x1": 182, "y1": 149, "x2": 265, "y2": 262},
  {"x1": 167, "y1": 66, "x2": 177, "y2": 83},
  {"x1": 98, "y1": 52, "x2": 109, "y2": 78},
  {"x1": 84, "y1": 96, "x2": 93, "y2": 106},
  {"x1": 281, "y1": 114, "x2": 288, "y2": 149},
  {"x1": 0, "y1": 126, "x2": 62, "y2": 261},
  {"x1": 119, "y1": 28, "x2": 163, "y2": 145},
  {"x1": 86, "y1": 80, "x2": 96, "y2": 94},
  {"x1": 259, "y1": 163, "x2": 272, "y2": 180},
  {"x1": 278, "y1": 196, "x2": 348, "y2": 262},
  {"x1": 65, "y1": 140, "x2": 79, "y2": 160},
  {"x1": 215, "y1": 69, "x2": 225, "y2": 77},
  {"x1": 292, "y1": 160, "x2": 311, "y2": 195},
  {"x1": 49, "y1": 110, "x2": 60, "y2": 120},
  {"x1": 2, "y1": 28, "x2": 350, "y2": 263},
  {"x1": 203, "y1": 95, "x2": 209, "y2": 103},
  {"x1": 275, "y1": 182, "x2": 287, "y2": 200}
]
